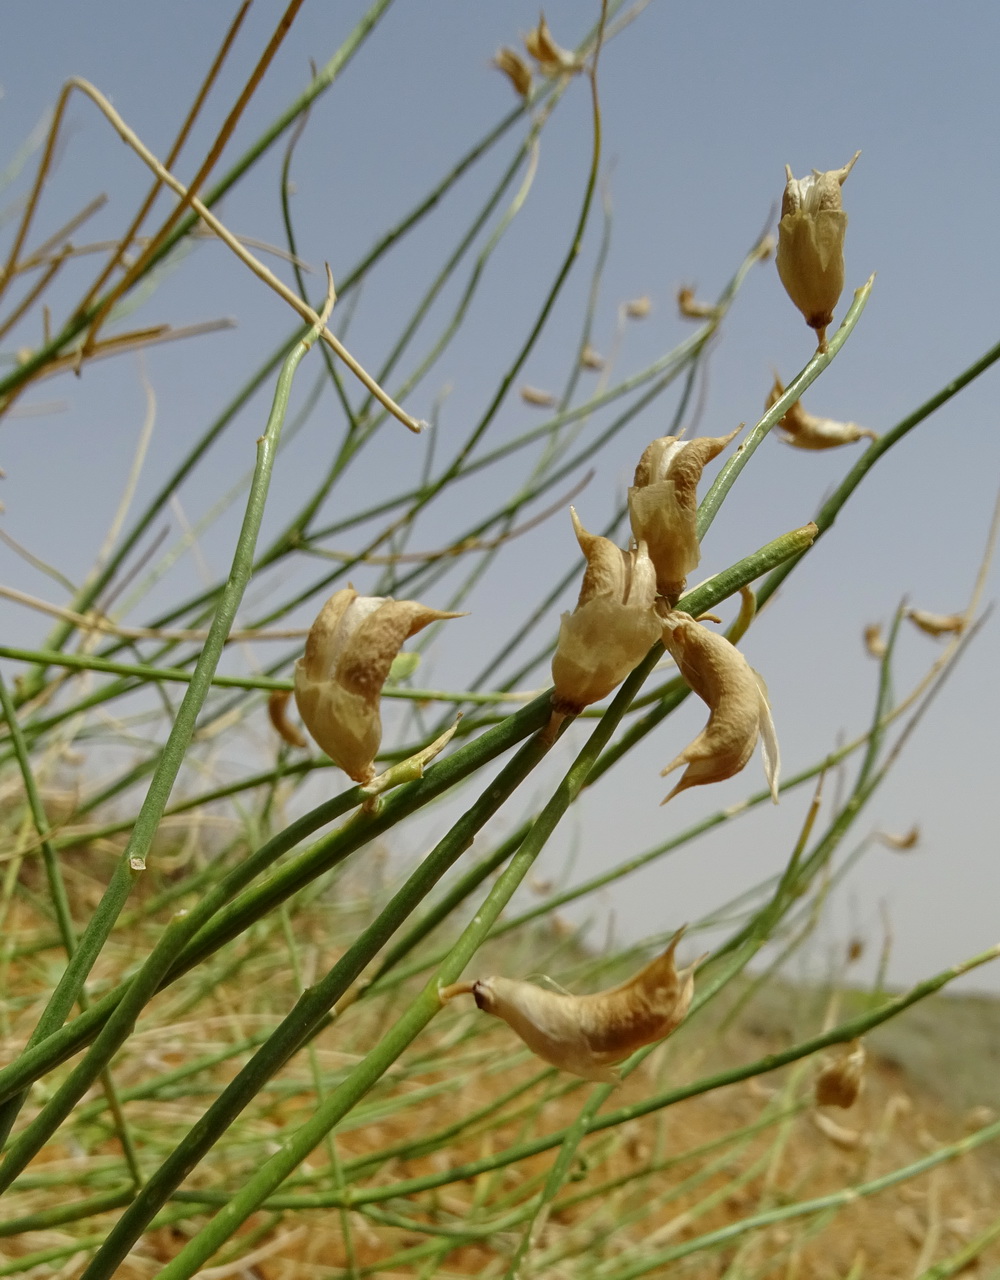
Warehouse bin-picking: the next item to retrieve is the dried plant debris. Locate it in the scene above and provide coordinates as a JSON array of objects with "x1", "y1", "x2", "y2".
[
  {"x1": 549, "y1": 507, "x2": 660, "y2": 725},
  {"x1": 440, "y1": 927, "x2": 699, "y2": 1082},
  {"x1": 294, "y1": 587, "x2": 465, "y2": 784},
  {"x1": 628, "y1": 429, "x2": 740, "y2": 602},
  {"x1": 906, "y1": 607, "x2": 965, "y2": 637},
  {"x1": 776, "y1": 151, "x2": 860, "y2": 349},
  {"x1": 659, "y1": 611, "x2": 780, "y2": 804},
  {"x1": 767, "y1": 374, "x2": 876, "y2": 449}
]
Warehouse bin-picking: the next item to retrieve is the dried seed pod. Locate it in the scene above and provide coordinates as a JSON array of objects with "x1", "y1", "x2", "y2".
[
  {"x1": 776, "y1": 152, "x2": 860, "y2": 349},
  {"x1": 677, "y1": 286, "x2": 718, "y2": 320},
  {"x1": 267, "y1": 688, "x2": 306, "y2": 748},
  {"x1": 659, "y1": 611, "x2": 780, "y2": 804},
  {"x1": 624, "y1": 295, "x2": 652, "y2": 319},
  {"x1": 493, "y1": 47, "x2": 532, "y2": 98},
  {"x1": 294, "y1": 588, "x2": 465, "y2": 784},
  {"x1": 523, "y1": 13, "x2": 579, "y2": 75},
  {"x1": 440, "y1": 927, "x2": 699, "y2": 1082},
  {"x1": 863, "y1": 623, "x2": 887, "y2": 659},
  {"x1": 549, "y1": 508, "x2": 660, "y2": 720},
  {"x1": 906, "y1": 607, "x2": 965, "y2": 637},
  {"x1": 628, "y1": 429, "x2": 740, "y2": 603},
  {"x1": 815, "y1": 1040, "x2": 866, "y2": 1108},
  {"x1": 767, "y1": 374, "x2": 876, "y2": 450},
  {"x1": 581, "y1": 343, "x2": 604, "y2": 370},
  {"x1": 520, "y1": 384, "x2": 557, "y2": 407},
  {"x1": 877, "y1": 825, "x2": 920, "y2": 851}
]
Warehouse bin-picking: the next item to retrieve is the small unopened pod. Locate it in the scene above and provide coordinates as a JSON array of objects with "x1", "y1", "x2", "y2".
[
  {"x1": 294, "y1": 588, "x2": 464, "y2": 784},
  {"x1": 767, "y1": 374, "x2": 876, "y2": 450},
  {"x1": 627, "y1": 429, "x2": 740, "y2": 602},
  {"x1": 440, "y1": 928, "x2": 699, "y2": 1083},
  {"x1": 776, "y1": 152, "x2": 860, "y2": 349},
  {"x1": 659, "y1": 611, "x2": 780, "y2": 804}
]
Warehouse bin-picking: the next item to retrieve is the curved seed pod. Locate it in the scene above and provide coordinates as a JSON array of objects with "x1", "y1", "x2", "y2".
[
  {"x1": 628, "y1": 429, "x2": 740, "y2": 602},
  {"x1": 863, "y1": 622, "x2": 887, "y2": 659},
  {"x1": 493, "y1": 47, "x2": 532, "y2": 98},
  {"x1": 776, "y1": 152, "x2": 860, "y2": 349},
  {"x1": 523, "y1": 14, "x2": 580, "y2": 75},
  {"x1": 906, "y1": 607, "x2": 964, "y2": 637},
  {"x1": 659, "y1": 611, "x2": 780, "y2": 804},
  {"x1": 550, "y1": 508, "x2": 660, "y2": 719},
  {"x1": 767, "y1": 374, "x2": 876, "y2": 449},
  {"x1": 267, "y1": 688, "x2": 306, "y2": 748},
  {"x1": 294, "y1": 587, "x2": 465, "y2": 784},
  {"x1": 440, "y1": 927, "x2": 698, "y2": 1083}
]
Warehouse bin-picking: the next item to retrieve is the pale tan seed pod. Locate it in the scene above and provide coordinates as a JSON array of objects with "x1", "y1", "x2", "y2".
[
  {"x1": 624, "y1": 295, "x2": 652, "y2": 319},
  {"x1": 440, "y1": 927, "x2": 699, "y2": 1083},
  {"x1": 294, "y1": 588, "x2": 465, "y2": 784},
  {"x1": 877, "y1": 825, "x2": 920, "y2": 851},
  {"x1": 906, "y1": 607, "x2": 965, "y2": 637},
  {"x1": 520, "y1": 384, "x2": 557, "y2": 408},
  {"x1": 267, "y1": 688, "x2": 307, "y2": 748},
  {"x1": 863, "y1": 623, "x2": 887, "y2": 659},
  {"x1": 523, "y1": 13, "x2": 580, "y2": 76},
  {"x1": 581, "y1": 343, "x2": 604, "y2": 370},
  {"x1": 767, "y1": 374, "x2": 876, "y2": 450},
  {"x1": 550, "y1": 508, "x2": 660, "y2": 720},
  {"x1": 815, "y1": 1040, "x2": 866, "y2": 1109},
  {"x1": 659, "y1": 611, "x2": 780, "y2": 804},
  {"x1": 493, "y1": 47, "x2": 532, "y2": 98},
  {"x1": 776, "y1": 152, "x2": 860, "y2": 350},
  {"x1": 628, "y1": 429, "x2": 740, "y2": 603},
  {"x1": 677, "y1": 286, "x2": 719, "y2": 320}
]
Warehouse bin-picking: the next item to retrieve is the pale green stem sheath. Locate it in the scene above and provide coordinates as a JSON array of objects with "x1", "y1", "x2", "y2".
[{"x1": 0, "y1": 296, "x2": 331, "y2": 1182}]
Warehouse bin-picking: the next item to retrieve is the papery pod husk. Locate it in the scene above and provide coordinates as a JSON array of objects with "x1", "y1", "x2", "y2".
[
  {"x1": 776, "y1": 207, "x2": 847, "y2": 332},
  {"x1": 550, "y1": 511, "x2": 659, "y2": 715},
  {"x1": 293, "y1": 674, "x2": 381, "y2": 785},
  {"x1": 294, "y1": 588, "x2": 463, "y2": 784},
  {"x1": 767, "y1": 374, "x2": 876, "y2": 450},
  {"x1": 551, "y1": 595, "x2": 661, "y2": 715},
  {"x1": 628, "y1": 430, "x2": 739, "y2": 602},
  {"x1": 448, "y1": 927, "x2": 697, "y2": 1083},
  {"x1": 659, "y1": 611, "x2": 779, "y2": 802},
  {"x1": 776, "y1": 153, "x2": 859, "y2": 339}
]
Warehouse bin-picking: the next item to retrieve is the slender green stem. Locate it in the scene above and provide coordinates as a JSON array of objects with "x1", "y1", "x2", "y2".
[
  {"x1": 697, "y1": 275, "x2": 874, "y2": 540},
  {"x1": 758, "y1": 329, "x2": 1000, "y2": 608},
  {"x1": 0, "y1": 305, "x2": 329, "y2": 1181}
]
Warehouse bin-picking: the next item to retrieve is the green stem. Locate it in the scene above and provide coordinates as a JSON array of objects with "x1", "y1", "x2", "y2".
[
  {"x1": 0, "y1": 308, "x2": 327, "y2": 1183},
  {"x1": 697, "y1": 275, "x2": 874, "y2": 540}
]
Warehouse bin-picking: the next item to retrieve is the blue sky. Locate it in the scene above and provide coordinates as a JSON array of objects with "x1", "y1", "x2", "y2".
[{"x1": 1, "y1": 1, "x2": 999, "y2": 991}]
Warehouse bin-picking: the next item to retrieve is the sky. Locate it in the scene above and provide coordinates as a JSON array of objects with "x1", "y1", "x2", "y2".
[{"x1": 1, "y1": 1, "x2": 999, "y2": 993}]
